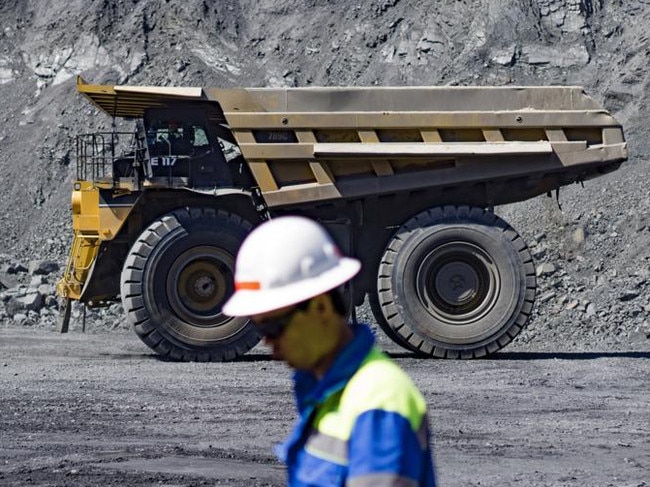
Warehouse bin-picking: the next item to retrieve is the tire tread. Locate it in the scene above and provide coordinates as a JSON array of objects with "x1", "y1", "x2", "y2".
[
  {"x1": 120, "y1": 208, "x2": 260, "y2": 362},
  {"x1": 371, "y1": 204, "x2": 537, "y2": 359}
]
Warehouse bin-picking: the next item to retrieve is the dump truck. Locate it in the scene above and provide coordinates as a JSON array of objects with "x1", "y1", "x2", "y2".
[{"x1": 56, "y1": 76, "x2": 627, "y2": 361}]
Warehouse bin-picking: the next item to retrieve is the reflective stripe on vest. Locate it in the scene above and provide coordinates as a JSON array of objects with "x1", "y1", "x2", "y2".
[
  {"x1": 305, "y1": 415, "x2": 430, "y2": 465},
  {"x1": 304, "y1": 427, "x2": 349, "y2": 465},
  {"x1": 306, "y1": 347, "x2": 429, "y2": 464}
]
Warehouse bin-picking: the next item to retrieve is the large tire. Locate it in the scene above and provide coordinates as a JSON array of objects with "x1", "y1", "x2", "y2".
[
  {"x1": 375, "y1": 205, "x2": 536, "y2": 358},
  {"x1": 120, "y1": 207, "x2": 260, "y2": 362},
  {"x1": 368, "y1": 291, "x2": 422, "y2": 353}
]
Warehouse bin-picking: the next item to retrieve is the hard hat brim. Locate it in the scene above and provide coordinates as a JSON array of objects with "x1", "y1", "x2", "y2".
[{"x1": 222, "y1": 257, "x2": 361, "y2": 317}]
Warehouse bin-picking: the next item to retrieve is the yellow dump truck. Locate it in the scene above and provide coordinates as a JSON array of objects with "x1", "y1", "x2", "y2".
[{"x1": 57, "y1": 76, "x2": 627, "y2": 361}]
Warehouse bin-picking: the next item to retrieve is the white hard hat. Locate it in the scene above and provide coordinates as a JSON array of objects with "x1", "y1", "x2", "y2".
[{"x1": 222, "y1": 216, "x2": 361, "y2": 317}]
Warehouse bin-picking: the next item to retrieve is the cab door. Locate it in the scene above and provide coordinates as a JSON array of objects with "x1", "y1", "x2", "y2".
[{"x1": 143, "y1": 106, "x2": 233, "y2": 188}]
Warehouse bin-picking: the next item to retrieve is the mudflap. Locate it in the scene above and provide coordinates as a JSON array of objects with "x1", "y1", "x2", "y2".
[{"x1": 57, "y1": 298, "x2": 73, "y2": 333}]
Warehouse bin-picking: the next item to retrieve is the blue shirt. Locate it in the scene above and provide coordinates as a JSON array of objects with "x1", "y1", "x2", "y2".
[{"x1": 276, "y1": 324, "x2": 437, "y2": 486}]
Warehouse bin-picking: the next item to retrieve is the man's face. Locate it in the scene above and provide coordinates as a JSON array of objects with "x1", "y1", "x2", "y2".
[{"x1": 251, "y1": 296, "x2": 339, "y2": 372}]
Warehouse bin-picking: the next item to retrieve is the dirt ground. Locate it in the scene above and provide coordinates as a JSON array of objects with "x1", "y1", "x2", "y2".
[{"x1": 0, "y1": 325, "x2": 648, "y2": 487}]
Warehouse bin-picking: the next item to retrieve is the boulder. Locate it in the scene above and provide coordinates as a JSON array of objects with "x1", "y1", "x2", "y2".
[
  {"x1": 536, "y1": 263, "x2": 557, "y2": 277},
  {"x1": 0, "y1": 272, "x2": 19, "y2": 290},
  {"x1": 30, "y1": 275, "x2": 46, "y2": 287},
  {"x1": 6, "y1": 297, "x2": 24, "y2": 315},
  {"x1": 28, "y1": 260, "x2": 60, "y2": 276},
  {"x1": 1, "y1": 263, "x2": 28, "y2": 274},
  {"x1": 10, "y1": 293, "x2": 44, "y2": 313},
  {"x1": 13, "y1": 313, "x2": 28, "y2": 325}
]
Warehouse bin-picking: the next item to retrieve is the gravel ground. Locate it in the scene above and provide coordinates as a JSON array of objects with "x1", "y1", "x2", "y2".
[
  {"x1": 1, "y1": 326, "x2": 648, "y2": 487},
  {"x1": 1, "y1": 0, "x2": 649, "y2": 353}
]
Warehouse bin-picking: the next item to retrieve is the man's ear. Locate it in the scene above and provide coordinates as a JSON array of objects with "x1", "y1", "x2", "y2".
[{"x1": 310, "y1": 293, "x2": 331, "y2": 315}]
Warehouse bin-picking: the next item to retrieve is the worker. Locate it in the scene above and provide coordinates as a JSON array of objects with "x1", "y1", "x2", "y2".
[{"x1": 223, "y1": 216, "x2": 437, "y2": 487}]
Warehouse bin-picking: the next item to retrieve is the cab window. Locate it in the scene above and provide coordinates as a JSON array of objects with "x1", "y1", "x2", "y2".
[{"x1": 192, "y1": 126, "x2": 209, "y2": 148}]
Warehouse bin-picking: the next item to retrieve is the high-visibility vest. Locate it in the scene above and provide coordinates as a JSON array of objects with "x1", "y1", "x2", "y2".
[{"x1": 288, "y1": 347, "x2": 436, "y2": 486}]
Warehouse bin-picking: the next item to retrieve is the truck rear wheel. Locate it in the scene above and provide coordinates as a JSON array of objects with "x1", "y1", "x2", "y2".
[
  {"x1": 368, "y1": 291, "x2": 422, "y2": 353},
  {"x1": 120, "y1": 207, "x2": 260, "y2": 361},
  {"x1": 375, "y1": 205, "x2": 536, "y2": 358}
]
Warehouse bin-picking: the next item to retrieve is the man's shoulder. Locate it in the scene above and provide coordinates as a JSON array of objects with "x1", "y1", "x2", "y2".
[
  {"x1": 358, "y1": 346, "x2": 411, "y2": 380},
  {"x1": 341, "y1": 347, "x2": 427, "y2": 420}
]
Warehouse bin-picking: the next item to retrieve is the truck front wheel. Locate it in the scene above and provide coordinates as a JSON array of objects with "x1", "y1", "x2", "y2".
[
  {"x1": 375, "y1": 205, "x2": 536, "y2": 358},
  {"x1": 120, "y1": 208, "x2": 260, "y2": 361}
]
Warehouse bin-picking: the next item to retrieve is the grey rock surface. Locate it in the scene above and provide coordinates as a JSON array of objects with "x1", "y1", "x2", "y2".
[{"x1": 0, "y1": 0, "x2": 648, "y2": 353}]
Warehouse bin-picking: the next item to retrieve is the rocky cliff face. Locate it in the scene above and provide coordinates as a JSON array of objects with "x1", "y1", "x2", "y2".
[{"x1": 0, "y1": 0, "x2": 648, "y2": 349}]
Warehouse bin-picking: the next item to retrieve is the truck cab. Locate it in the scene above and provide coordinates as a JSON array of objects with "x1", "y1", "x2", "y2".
[
  {"x1": 142, "y1": 107, "x2": 237, "y2": 188},
  {"x1": 102, "y1": 106, "x2": 251, "y2": 191}
]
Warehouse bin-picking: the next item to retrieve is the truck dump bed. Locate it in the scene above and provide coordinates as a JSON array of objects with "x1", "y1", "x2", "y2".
[{"x1": 80, "y1": 80, "x2": 627, "y2": 209}]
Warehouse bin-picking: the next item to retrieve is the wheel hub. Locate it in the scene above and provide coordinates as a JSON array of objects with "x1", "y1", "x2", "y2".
[
  {"x1": 416, "y1": 241, "x2": 499, "y2": 324},
  {"x1": 194, "y1": 275, "x2": 215, "y2": 297},
  {"x1": 178, "y1": 262, "x2": 227, "y2": 311},
  {"x1": 166, "y1": 246, "x2": 234, "y2": 326},
  {"x1": 434, "y1": 261, "x2": 479, "y2": 306},
  {"x1": 194, "y1": 275, "x2": 216, "y2": 299}
]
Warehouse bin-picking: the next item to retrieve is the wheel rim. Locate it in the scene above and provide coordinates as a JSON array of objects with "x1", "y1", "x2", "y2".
[
  {"x1": 166, "y1": 245, "x2": 235, "y2": 327},
  {"x1": 415, "y1": 241, "x2": 500, "y2": 325}
]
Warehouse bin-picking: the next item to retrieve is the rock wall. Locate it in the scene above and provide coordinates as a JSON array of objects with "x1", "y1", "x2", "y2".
[{"x1": 0, "y1": 0, "x2": 648, "y2": 349}]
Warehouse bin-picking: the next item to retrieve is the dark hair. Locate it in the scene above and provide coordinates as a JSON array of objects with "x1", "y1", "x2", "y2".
[
  {"x1": 294, "y1": 287, "x2": 348, "y2": 317},
  {"x1": 326, "y1": 287, "x2": 348, "y2": 316}
]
